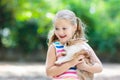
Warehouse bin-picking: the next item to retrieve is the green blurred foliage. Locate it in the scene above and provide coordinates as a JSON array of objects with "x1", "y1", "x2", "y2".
[{"x1": 0, "y1": 0, "x2": 120, "y2": 62}]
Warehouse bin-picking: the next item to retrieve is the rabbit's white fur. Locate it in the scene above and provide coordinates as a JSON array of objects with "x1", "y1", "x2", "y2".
[{"x1": 55, "y1": 42, "x2": 88, "y2": 64}]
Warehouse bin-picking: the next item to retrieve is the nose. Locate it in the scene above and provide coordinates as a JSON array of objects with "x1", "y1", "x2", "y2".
[{"x1": 59, "y1": 30, "x2": 64, "y2": 35}]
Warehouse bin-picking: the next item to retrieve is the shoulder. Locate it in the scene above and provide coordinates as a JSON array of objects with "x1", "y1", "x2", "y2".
[
  {"x1": 47, "y1": 43, "x2": 56, "y2": 54},
  {"x1": 82, "y1": 42, "x2": 91, "y2": 47},
  {"x1": 82, "y1": 42, "x2": 98, "y2": 58},
  {"x1": 48, "y1": 43, "x2": 55, "y2": 50},
  {"x1": 76, "y1": 38, "x2": 91, "y2": 48},
  {"x1": 47, "y1": 41, "x2": 62, "y2": 53},
  {"x1": 73, "y1": 38, "x2": 88, "y2": 44},
  {"x1": 82, "y1": 42, "x2": 94, "y2": 51},
  {"x1": 48, "y1": 41, "x2": 60, "y2": 48},
  {"x1": 46, "y1": 44, "x2": 56, "y2": 59},
  {"x1": 77, "y1": 39, "x2": 89, "y2": 46},
  {"x1": 77, "y1": 41, "x2": 94, "y2": 54}
]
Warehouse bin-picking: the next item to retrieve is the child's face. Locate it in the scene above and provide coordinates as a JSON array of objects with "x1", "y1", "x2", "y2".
[{"x1": 54, "y1": 19, "x2": 77, "y2": 44}]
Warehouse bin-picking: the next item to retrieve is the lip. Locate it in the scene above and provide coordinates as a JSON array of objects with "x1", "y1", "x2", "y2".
[{"x1": 59, "y1": 35, "x2": 67, "y2": 38}]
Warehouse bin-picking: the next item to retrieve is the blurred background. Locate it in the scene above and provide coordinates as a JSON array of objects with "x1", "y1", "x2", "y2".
[{"x1": 0, "y1": 0, "x2": 120, "y2": 80}]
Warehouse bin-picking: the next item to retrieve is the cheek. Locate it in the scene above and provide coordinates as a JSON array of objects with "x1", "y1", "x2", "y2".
[
  {"x1": 69, "y1": 28, "x2": 75, "y2": 35},
  {"x1": 67, "y1": 31, "x2": 74, "y2": 38}
]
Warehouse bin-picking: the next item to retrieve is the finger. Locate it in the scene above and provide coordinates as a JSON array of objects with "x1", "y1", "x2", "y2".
[
  {"x1": 78, "y1": 59, "x2": 84, "y2": 64},
  {"x1": 79, "y1": 55, "x2": 85, "y2": 59}
]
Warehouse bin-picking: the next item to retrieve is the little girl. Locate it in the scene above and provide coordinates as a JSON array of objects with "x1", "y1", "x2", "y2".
[{"x1": 45, "y1": 9, "x2": 103, "y2": 80}]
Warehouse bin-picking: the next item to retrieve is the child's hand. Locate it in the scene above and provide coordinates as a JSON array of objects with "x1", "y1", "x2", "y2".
[
  {"x1": 71, "y1": 49, "x2": 89, "y2": 65},
  {"x1": 72, "y1": 49, "x2": 89, "y2": 60},
  {"x1": 80, "y1": 49, "x2": 90, "y2": 57},
  {"x1": 72, "y1": 54, "x2": 85, "y2": 65},
  {"x1": 76, "y1": 59, "x2": 89, "y2": 71}
]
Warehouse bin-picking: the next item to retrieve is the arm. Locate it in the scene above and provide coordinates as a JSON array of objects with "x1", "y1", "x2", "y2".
[
  {"x1": 76, "y1": 43, "x2": 103, "y2": 73},
  {"x1": 45, "y1": 44, "x2": 81, "y2": 77}
]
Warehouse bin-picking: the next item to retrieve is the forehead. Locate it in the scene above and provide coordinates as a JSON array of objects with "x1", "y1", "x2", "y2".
[{"x1": 54, "y1": 19, "x2": 73, "y2": 27}]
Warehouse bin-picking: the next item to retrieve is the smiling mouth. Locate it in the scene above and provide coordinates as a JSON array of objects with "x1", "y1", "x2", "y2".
[{"x1": 60, "y1": 35, "x2": 67, "y2": 38}]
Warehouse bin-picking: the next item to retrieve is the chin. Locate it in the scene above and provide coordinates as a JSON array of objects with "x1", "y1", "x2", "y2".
[
  {"x1": 59, "y1": 39, "x2": 67, "y2": 43},
  {"x1": 61, "y1": 40, "x2": 68, "y2": 43},
  {"x1": 59, "y1": 41, "x2": 65, "y2": 44}
]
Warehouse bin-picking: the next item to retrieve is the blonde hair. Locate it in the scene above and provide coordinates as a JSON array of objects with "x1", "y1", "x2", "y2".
[{"x1": 48, "y1": 10, "x2": 87, "y2": 46}]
